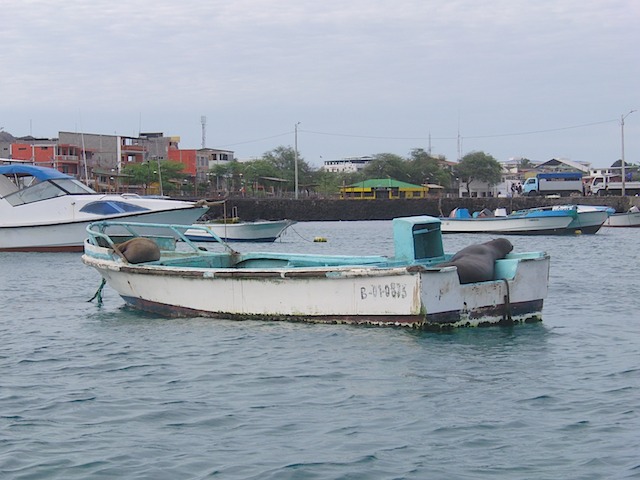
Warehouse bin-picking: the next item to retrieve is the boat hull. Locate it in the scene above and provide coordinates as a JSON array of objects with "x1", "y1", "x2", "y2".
[
  {"x1": 565, "y1": 210, "x2": 609, "y2": 234},
  {"x1": 604, "y1": 211, "x2": 640, "y2": 227},
  {"x1": 0, "y1": 207, "x2": 208, "y2": 252},
  {"x1": 184, "y1": 220, "x2": 295, "y2": 242},
  {"x1": 503, "y1": 205, "x2": 609, "y2": 235},
  {"x1": 83, "y1": 242, "x2": 550, "y2": 330},
  {"x1": 0, "y1": 164, "x2": 210, "y2": 252},
  {"x1": 439, "y1": 215, "x2": 572, "y2": 235},
  {"x1": 119, "y1": 295, "x2": 544, "y2": 329}
]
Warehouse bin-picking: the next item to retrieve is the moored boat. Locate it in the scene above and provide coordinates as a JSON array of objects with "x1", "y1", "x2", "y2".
[
  {"x1": 185, "y1": 219, "x2": 296, "y2": 242},
  {"x1": 440, "y1": 208, "x2": 573, "y2": 235},
  {"x1": 0, "y1": 164, "x2": 208, "y2": 252},
  {"x1": 510, "y1": 204, "x2": 610, "y2": 234},
  {"x1": 603, "y1": 206, "x2": 640, "y2": 227},
  {"x1": 82, "y1": 216, "x2": 551, "y2": 330}
]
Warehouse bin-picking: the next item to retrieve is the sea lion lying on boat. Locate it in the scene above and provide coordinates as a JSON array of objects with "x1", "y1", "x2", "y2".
[
  {"x1": 436, "y1": 238, "x2": 513, "y2": 284},
  {"x1": 114, "y1": 238, "x2": 161, "y2": 264}
]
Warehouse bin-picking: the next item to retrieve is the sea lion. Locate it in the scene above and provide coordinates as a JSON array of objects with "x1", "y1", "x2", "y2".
[
  {"x1": 436, "y1": 238, "x2": 513, "y2": 284},
  {"x1": 114, "y1": 238, "x2": 161, "y2": 264}
]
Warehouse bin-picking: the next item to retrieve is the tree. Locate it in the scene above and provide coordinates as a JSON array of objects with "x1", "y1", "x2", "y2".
[
  {"x1": 313, "y1": 170, "x2": 363, "y2": 196},
  {"x1": 238, "y1": 159, "x2": 281, "y2": 196},
  {"x1": 407, "y1": 148, "x2": 451, "y2": 187},
  {"x1": 361, "y1": 153, "x2": 409, "y2": 181},
  {"x1": 455, "y1": 151, "x2": 503, "y2": 196},
  {"x1": 209, "y1": 162, "x2": 232, "y2": 194},
  {"x1": 207, "y1": 160, "x2": 245, "y2": 194},
  {"x1": 262, "y1": 145, "x2": 313, "y2": 192},
  {"x1": 517, "y1": 158, "x2": 534, "y2": 170},
  {"x1": 122, "y1": 160, "x2": 186, "y2": 195},
  {"x1": 225, "y1": 159, "x2": 245, "y2": 193}
]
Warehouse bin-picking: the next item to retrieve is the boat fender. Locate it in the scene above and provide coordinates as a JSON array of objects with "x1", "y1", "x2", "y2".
[
  {"x1": 435, "y1": 238, "x2": 513, "y2": 284},
  {"x1": 114, "y1": 238, "x2": 161, "y2": 264}
]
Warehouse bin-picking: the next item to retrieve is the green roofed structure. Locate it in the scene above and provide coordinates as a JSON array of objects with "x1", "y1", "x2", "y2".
[{"x1": 340, "y1": 178, "x2": 428, "y2": 200}]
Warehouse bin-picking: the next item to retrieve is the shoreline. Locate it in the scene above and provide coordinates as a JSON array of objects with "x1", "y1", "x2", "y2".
[{"x1": 188, "y1": 196, "x2": 639, "y2": 222}]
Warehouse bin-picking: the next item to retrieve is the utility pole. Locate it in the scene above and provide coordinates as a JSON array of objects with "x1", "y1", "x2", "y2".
[
  {"x1": 621, "y1": 110, "x2": 636, "y2": 196},
  {"x1": 201, "y1": 116, "x2": 207, "y2": 149},
  {"x1": 294, "y1": 122, "x2": 300, "y2": 199},
  {"x1": 456, "y1": 115, "x2": 462, "y2": 161}
]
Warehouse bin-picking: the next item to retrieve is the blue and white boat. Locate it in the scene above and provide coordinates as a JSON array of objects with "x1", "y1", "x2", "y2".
[
  {"x1": 82, "y1": 216, "x2": 551, "y2": 330},
  {"x1": 0, "y1": 164, "x2": 208, "y2": 252},
  {"x1": 440, "y1": 207, "x2": 574, "y2": 235},
  {"x1": 511, "y1": 204, "x2": 611, "y2": 234}
]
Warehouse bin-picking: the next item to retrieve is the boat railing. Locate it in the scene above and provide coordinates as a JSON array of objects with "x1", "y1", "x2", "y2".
[{"x1": 86, "y1": 221, "x2": 239, "y2": 254}]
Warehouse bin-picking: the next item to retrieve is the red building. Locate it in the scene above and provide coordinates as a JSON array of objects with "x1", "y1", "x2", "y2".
[
  {"x1": 10, "y1": 141, "x2": 86, "y2": 176},
  {"x1": 168, "y1": 148, "x2": 197, "y2": 176}
]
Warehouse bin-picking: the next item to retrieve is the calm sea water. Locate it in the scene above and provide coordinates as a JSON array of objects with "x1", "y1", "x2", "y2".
[{"x1": 1, "y1": 221, "x2": 639, "y2": 480}]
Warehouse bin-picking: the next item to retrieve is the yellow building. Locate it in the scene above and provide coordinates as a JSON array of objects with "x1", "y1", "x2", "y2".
[{"x1": 340, "y1": 178, "x2": 428, "y2": 200}]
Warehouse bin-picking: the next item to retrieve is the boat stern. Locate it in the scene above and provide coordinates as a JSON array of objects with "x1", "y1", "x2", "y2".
[{"x1": 417, "y1": 251, "x2": 550, "y2": 329}]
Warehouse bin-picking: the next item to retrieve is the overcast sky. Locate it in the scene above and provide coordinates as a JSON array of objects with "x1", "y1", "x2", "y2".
[{"x1": 1, "y1": 0, "x2": 638, "y2": 168}]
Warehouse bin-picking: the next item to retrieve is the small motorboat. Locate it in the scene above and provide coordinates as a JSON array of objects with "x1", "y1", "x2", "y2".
[
  {"x1": 184, "y1": 219, "x2": 296, "y2": 242},
  {"x1": 603, "y1": 206, "x2": 640, "y2": 227},
  {"x1": 440, "y1": 207, "x2": 574, "y2": 235}
]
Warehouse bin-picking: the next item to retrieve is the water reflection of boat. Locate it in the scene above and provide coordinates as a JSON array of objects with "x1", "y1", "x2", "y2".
[
  {"x1": 0, "y1": 164, "x2": 208, "y2": 252},
  {"x1": 185, "y1": 219, "x2": 296, "y2": 242}
]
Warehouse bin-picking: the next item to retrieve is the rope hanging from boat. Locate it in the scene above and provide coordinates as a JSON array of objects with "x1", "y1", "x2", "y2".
[
  {"x1": 501, "y1": 279, "x2": 512, "y2": 322},
  {"x1": 88, "y1": 278, "x2": 107, "y2": 306},
  {"x1": 289, "y1": 225, "x2": 317, "y2": 243}
]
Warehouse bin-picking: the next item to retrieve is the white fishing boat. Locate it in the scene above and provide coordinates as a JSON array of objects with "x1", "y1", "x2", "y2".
[
  {"x1": 506, "y1": 204, "x2": 610, "y2": 235},
  {"x1": 185, "y1": 219, "x2": 296, "y2": 242},
  {"x1": 603, "y1": 206, "x2": 640, "y2": 227},
  {"x1": 0, "y1": 164, "x2": 208, "y2": 252},
  {"x1": 440, "y1": 208, "x2": 573, "y2": 235},
  {"x1": 82, "y1": 216, "x2": 551, "y2": 330}
]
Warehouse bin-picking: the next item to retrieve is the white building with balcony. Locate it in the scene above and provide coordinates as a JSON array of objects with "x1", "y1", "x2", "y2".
[{"x1": 322, "y1": 156, "x2": 374, "y2": 173}]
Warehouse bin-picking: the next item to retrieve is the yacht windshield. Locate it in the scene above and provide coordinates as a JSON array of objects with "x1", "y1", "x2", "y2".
[
  {"x1": 50, "y1": 178, "x2": 96, "y2": 194},
  {"x1": 3, "y1": 178, "x2": 95, "y2": 206},
  {"x1": 4, "y1": 180, "x2": 65, "y2": 206}
]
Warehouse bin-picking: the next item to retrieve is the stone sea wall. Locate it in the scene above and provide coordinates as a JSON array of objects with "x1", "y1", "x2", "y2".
[{"x1": 196, "y1": 196, "x2": 639, "y2": 222}]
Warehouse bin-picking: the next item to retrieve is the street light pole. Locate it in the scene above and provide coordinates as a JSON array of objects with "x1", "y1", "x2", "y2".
[
  {"x1": 156, "y1": 156, "x2": 164, "y2": 197},
  {"x1": 621, "y1": 110, "x2": 636, "y2": 196},
  {"x1": 294, "y1": 122, "x2": 300, "y2": 199}
]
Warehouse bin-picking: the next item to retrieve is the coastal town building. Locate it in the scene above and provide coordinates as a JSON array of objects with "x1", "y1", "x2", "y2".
[
  {"x1": 340, "y1": 178, "x2": 428, "y2": 199},
  {"x1": 533, "y1": 157, "x2": 590, "y2": 174},
  {"x1": 460, "y1": 157, "x2": 593, "y2": 198},
  {"x1": 0, "y1": 130, "x2": 234, "y2": 192},
  {"x1": 168, "y1": 147, "x2": 233, "y2": 184},
  {"x1": 322, "y1": 156, "x2": 374, "y2": 173}
]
